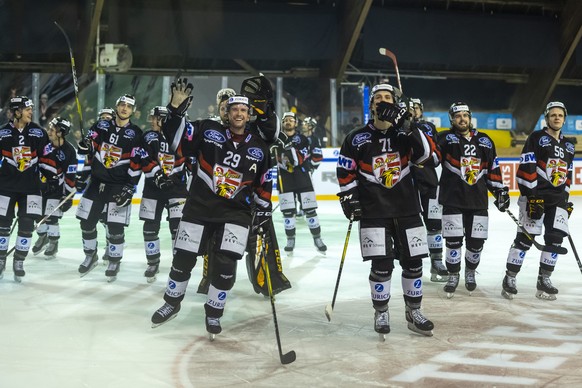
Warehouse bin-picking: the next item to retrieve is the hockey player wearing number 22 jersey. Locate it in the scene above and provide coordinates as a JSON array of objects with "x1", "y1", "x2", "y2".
[
  {"x1": 337, "y1": 83, "x2": 436, "y2": 338},
  {"x1": 151, "y1": 79, "x2": 273, "y2": 337}
]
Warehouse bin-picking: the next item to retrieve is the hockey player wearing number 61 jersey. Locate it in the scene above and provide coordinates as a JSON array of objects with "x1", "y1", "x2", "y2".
[
  {"x1": 336, "y1": 83, "x2": 436, "y2": 338},
  {"x1": 151, "y1": 79, "x2": 274, "y2": 338}
]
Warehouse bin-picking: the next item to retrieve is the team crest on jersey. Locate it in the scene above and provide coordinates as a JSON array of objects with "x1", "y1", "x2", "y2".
[
  {"x1": 460, "y1": 156, "x2": 481, "y2": 185},
  {"x1": 12, "y1": 146, "x2": 32, "y2": 171},
  {"x1": 373, "y1": 152, "x2": 401, "y2": 188},
  {"x1": 546, "y1": 158, "x2": 568, "y2": 186},
  {"x1": 213, "y1": 164, "x2": 242, "y2": 198},
  {"x1": 158, "y1": 152, "x2": 175, "y2": 174},
  {"x1": 100, "y1": 143, "x2": 122, "y2": 168}
]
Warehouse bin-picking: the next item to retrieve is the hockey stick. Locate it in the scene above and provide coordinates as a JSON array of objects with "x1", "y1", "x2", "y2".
[
  {"x1": 506, "y1": 209, "x2": 568, "y2": 255},
  {"x1": 54, "y1": 21, "x2": 87, "y2": 146},
  {"x1": 325, "y1": 218, "x2": 354, "y2": 322},
  {"x1": 6, "y1": 190, "x2": 76, "y2": 258},
  {"x1": 568, "y1": 235, "x2": 582, "y2": 274},
  {"x1": 378, "y1": 48, "x2": 403, "y2": 93},
  {"x1": 259, "y1": 228, "x2": 296, "y2": 365}
]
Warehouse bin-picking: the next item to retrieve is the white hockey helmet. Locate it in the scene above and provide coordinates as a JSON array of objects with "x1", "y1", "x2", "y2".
[{"x1": 544, "y1": 101, "x2": 567, "y2": 118}]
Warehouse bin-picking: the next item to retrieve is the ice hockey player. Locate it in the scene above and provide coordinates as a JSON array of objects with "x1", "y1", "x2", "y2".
[
  {"x1": 437, "y1": 102, "x2": 508, "y2": 298},
  {"x1": 33, "y1": 117, "x2": 78, "y2": 259},
  {"x1": 501, "y1": 101, "x2": 574, "y2": 301},
  {"x1": 274, "y1": 111, "x2": 327, "y2": 254},
  {"x1": 409, "y1": 98, "x2": 447, "y2": 282},
  {"x1": 151, "y1": 79, "x2": 275, "y2": 339},
  {"x1": 0, "y1": 96, "x2": 48, "y2": 282},
  {"x1": 75, "y1": 94, "x2": 162, "y2": 282},
  {"x1": 301, "y1": 116, "x2": 323, "y2": 173},
  {"x1": 336, "y1": 83, "x2": 435, "y2": 338},
  {"x1": 139, "y1": 106, "x2": 188, "y2": 283}
]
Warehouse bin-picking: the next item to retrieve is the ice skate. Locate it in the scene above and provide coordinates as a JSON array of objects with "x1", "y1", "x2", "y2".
[
  {"x1": 374, "y1": 309, "x2": 390, "y2": 341},
  {"x1": 102, "y1": 248, "x2": 110, "y2": 266},
  {"x1": 430, "y1": 259, "x2": 448, "y2": 282},
  {"x1": 78, "y1": 251, "x2": 98, "y2": 277},
  {"x1": 13, "y1": 260, "x2": 25, "y2": 283},
  {"x1": 105, "y1": 261, "x2": 121, "y2": 282},
  {"x1": 32, "y1": 234, "x2": 49, "y2": 255},
  {"x1": 465, "y1": 269, "x2": 477, "y2": 294},
  {"x1": 536, "y1": 273, "x2": 558, "y2": 301},
  {"x1": 0, "y1": 258, "x2": 6, "y2": 280},
  {"x1": 405, "y1": 306, "x2": 434, "y2": 336},
  {"x1": 501, "y1": 272, "x2": 518, "y2": 300},
  {"x1": 284, "y1": 237, "x2": 295, "y2": 253},
  {"x1": 444, "y1": 272, "x2": 459, "y2": 299},
  {"x1": 314, "y1": 236, "x2": 327, "y2": 254},
  {"x1": 206, "y1": 316, "x2": 222, "y2": 341},
  {"x1": 44, "y1": 240, "x2": 59, "y2": 260},
  {"x1": 151, "y1": 302, "x2": 181, "y2": 328},
  {"x1": 144, "y1": 262, "x2": 160, "y2": 283}
]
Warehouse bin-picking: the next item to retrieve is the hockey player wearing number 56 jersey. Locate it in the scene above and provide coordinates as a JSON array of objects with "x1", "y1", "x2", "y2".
[
  {"x1": 437, "y1": 102, "x2": 508, "y2": 299},
  {"x1": 151, "y1": 80, "x2": 273, "y2": 338},
  {"x1": 0, "y1": 96, "x2": 48, "y2": 281},
  {"x1": 337, "y1": 83, "x2": 436, "y2": 338},
  {"x1": 501, "y1": 102, "x2": 575, "y2": 301}
]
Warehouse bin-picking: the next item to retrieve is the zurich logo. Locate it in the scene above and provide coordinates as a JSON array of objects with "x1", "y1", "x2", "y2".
[
  {"x1": 248, "y1": 147, "x2": 264, "y2": 161},
  {"x1": 352, "y1": 132, "x2": 372, "y2": 146},
  {"x1": 147, "y1": 242, "x2": 155, "y2": 249},
  {"x1": 414, "y1": 279, "x2": 422, "y2": 288},
  {"x1": 204, "y1": 129, "x2": 226, "y2": 143},
  {"x1": 218, "y1": 292, "x2": 227, "y2": 300},
  {"x1": 169, "y1": 280, "x2": 176, "y2": 289},
  {"x1": 374, "y1": 284, "x2": 384, "y2": 292}
]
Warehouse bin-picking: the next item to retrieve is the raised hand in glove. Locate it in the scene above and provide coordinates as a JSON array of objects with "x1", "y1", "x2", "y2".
[
  {"x1": 494, "y1": 187, "x2": 510, "y2": 212},
  {"x1": 113, "y1": 184, "x2": 135, "y2": 208},
  {"x1": 338, "y1": 192, "x2": 362, "y2": 221},
  {"x1": 240, "y1": 75, "x2": 274, "y2": 118},
  {"x1": 153, "y1": 170, "x2": 174, "y2": 190},
  {"x1": 75, "y1": 173, "x2": 90, "y2": 192},
  {"x1": 526, "y1": 196, "x2": 544, "y2": 220},
  {"x1": 60, "y1": 196, "x2": 73, "y2": 212},
  {"x1": 170, "y1": 77, "x2": 194, "y2": 115},
  {"x1": 375, "y1": 101, "x2": 409, "y2": 127}
]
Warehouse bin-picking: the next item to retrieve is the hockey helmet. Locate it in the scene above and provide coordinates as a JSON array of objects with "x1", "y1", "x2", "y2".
[
  {"x1": 370, "y1": 83, "x2": 398, "y2": 105},
  {"x1": 116, "y1": 94, "x2": 136, "y2": 110},
  {"x1": 9, "y1": 96, "x2": 34, "y2": 112},
  {"x1": 98, "y1": 107, "x2": 115, "y2": 120},
  {"x1": 544, "y1": 101, "x2": 567, "y2": 118},
  {"x1": 411, "y1": 98, "x2": 423, "y2": 111},
  {"x1": 304, "y1": 116, "x2": 317, "y2": 128},
  {"x1": 282, "y1": 112, "x2": 297, "y2": 122},
  {"x1": 49, "y1": 117, "x2": 72, "y2": 136},
  {"x1": 216, "y1": 88, "x2": 236, "y2": 107},
  {"x1": 448, "y1": 102, "x2": 471, "y2": 124},
  {"x1": 149, "y1": 106, "x2": 169, "y2": 119},
  {"x1": 226, "y1": 95, "x2": 251, "y2": 110}
]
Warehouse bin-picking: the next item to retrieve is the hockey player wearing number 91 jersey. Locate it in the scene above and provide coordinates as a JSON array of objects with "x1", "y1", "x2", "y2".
[
  {"x1": 336, "y1": 83, "x2": 436, "y2": 338},
  {"x1": 151, "y1": 84, "x2": 273, "y2": 337},
  {"x1": 436, "y1": 102, "x2": 508, "y2": 299}
]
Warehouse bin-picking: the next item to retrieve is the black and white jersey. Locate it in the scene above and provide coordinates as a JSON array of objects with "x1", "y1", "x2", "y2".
[
  {"x1": 0, "y1": 121, "x2": 48, "y2": 193},
  {"x1": 411, "y1": 120, "x2": 440, "y2": 189},
  {"x1": 141, "y1": 129, "x2": 188, "y2": 191},
  {"x1": 163, "y1": 113, "x2": 272, "y2": 225},
  {"x1": 277, "y1": 132, "x2": 314, "y2": 193},
  {"x1": 305, "y1": 133, "x2": 323, "y2": 171},
  {"x1": 437, "y1": 128, "x2": 504, "y2": 210},
  {"x1": 337, "y1": 122, "x2": 434, "y2": 218},
  {"x1": 516, "y1": 128, "x2": 575, "y2": 206},
  {"x1": 39, "y1": 140, "x2": 78, "y2": 196},
  {"x1": 81, "y1": 119, "x2": 147, "y2": 186}
]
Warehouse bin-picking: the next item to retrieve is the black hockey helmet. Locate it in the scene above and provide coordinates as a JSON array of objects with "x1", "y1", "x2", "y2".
[
  {"x1": 544, "y1": 101, "x2": 567, "y2": 118},
  {"x1": 411, "y1": 98, "x2": 423, "y2": 111},
  {"x1": 116, "y1": 94, "x2": 136, "y2": 110},
  {"x1": 10, "y1": 96, "x2": 34, "y2": 112},
  {"x1": 149, "y1": 106, "x2": 169, "y2": 119},
  {"x1": 98, "y1": 107, "x2": 116, "y2": 120},
  {"x1": 49, "y1": 117, "x2": 72, "y2": 136},
  {"x1": 448, "y1": 102, "x2": 471, "y2": 124}
]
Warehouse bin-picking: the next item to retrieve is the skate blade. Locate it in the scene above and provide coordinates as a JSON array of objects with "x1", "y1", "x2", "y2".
[
  {"x1": 535, "y1": 290, "x2": 557, "y2": 301},
  {"x1": 430, "y1": 274, "x2": 448, "y2": 282},
  {"x1": 107, "y1": 275, "x2": 117, "y2": 283},
  {"x1": 446, "y1": 292, "x2": 455, "y2": 299},
  {"x1": 14, "y1": 275, "x2": 23, "y2": 283},
  {"x1": 407, "y1": 323, "x2": 433, "y2": 337},
  {"x1": 78, "y1": 262, "x2": 98, "y2": 277},
  {"x1": 102, "y1": 260, "x2": 109, "y2": 266},
  {"x1": 208, "y1": 333, "x2": 216, "y2": 341},
  {"x1": 378, "y1": 333, "x2": 386, "y2": 342},
  {"x1": 501, "y1": 290, "x2": 515, "y2": 300},
  {"x1": 151, "y1": 313, "x2": 178, "y2": 329},
  {"x1": 146, "y1": 276, "x2": 156, "y2": 284},
  {"x1": 44, "y1": 255, "x2": 56, "y2": 261}
]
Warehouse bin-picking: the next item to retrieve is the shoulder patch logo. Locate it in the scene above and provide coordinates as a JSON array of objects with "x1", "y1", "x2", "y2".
[
  {"x1": 352, "y1": 132, "x2": 372, "y2": 146},
  {"x1": 204, "y1": 129, "x2": 226, "y2": 143}
]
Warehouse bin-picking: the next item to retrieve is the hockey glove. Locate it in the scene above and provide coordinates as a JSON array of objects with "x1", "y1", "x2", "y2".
[
  {"x1": 376, "y1": 101, "x2": 409, "y2": 128},
  {"x1": 77, "y1": 138, "x2": 93, "y2": 155},
  {"x1": 338, "y1": 192, "x2": 362, "y2": 221},
  {"x1": 170, "y1": 77, "x2": 194, "y2": 116},
  {"x1": 240, "y1": 75, "x2": 274, "y2": 118},
  {"x1": 494, "y1": 187, "x2": 510, "y2": 212},
  {"x1": 60, "y1": 196, "x2": 73, "y2": 212},
  {"x1": 566, "y1": 202, "x2": 574, "y2": 218},
  {"x1": 526, "y1": 196, "x2": 544, "y2": 220},
  {"x1": 153, "y1": 170, "x2": 174, "y2": 190},
  {"x1": 42, "y1": 176, "x2": 61, "y2": 196},
  {"x1": 113, "y1": 184, "x2": 135, "y2": 208},
  {"x1": 75, "y1": 172, "x2": 90, "y2": 192}
]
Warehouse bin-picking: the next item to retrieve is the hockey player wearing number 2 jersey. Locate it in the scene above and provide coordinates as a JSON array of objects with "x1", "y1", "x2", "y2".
[
  {"x1": 151, "y1": 80, "x2": 273, "y2": 339},
  {"x1": 437, "y1": 102, "x2": 508, "y2": 299},
  {"x1": 337, "y1": 83, "x2": 436, "y2": 338},
  {"x1": 501, "y1": 102, "x2": 575, "y2": 301}
]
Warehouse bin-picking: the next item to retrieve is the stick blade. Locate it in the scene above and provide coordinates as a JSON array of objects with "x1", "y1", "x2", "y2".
[
  {"x1": 281, "y1": 350, "x2": 296, "y2": 365},
  {"x1": 378, "y1": 47, "x2": 387, "y2": 55},
  {"x1": 324, "y1": 304, "x2": 333, "y2": 322}
]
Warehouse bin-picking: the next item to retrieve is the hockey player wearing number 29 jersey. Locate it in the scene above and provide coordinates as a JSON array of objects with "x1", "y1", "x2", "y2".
[
  {"x1": 151, "y1": 80, "x2": 273, "y2": 338},
  {"x1": 436, "y1": 102, "x2": 508, "y2": 299},
  {"x1": 337, "y1": 83, "x2": 436, "y2": 338}
]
